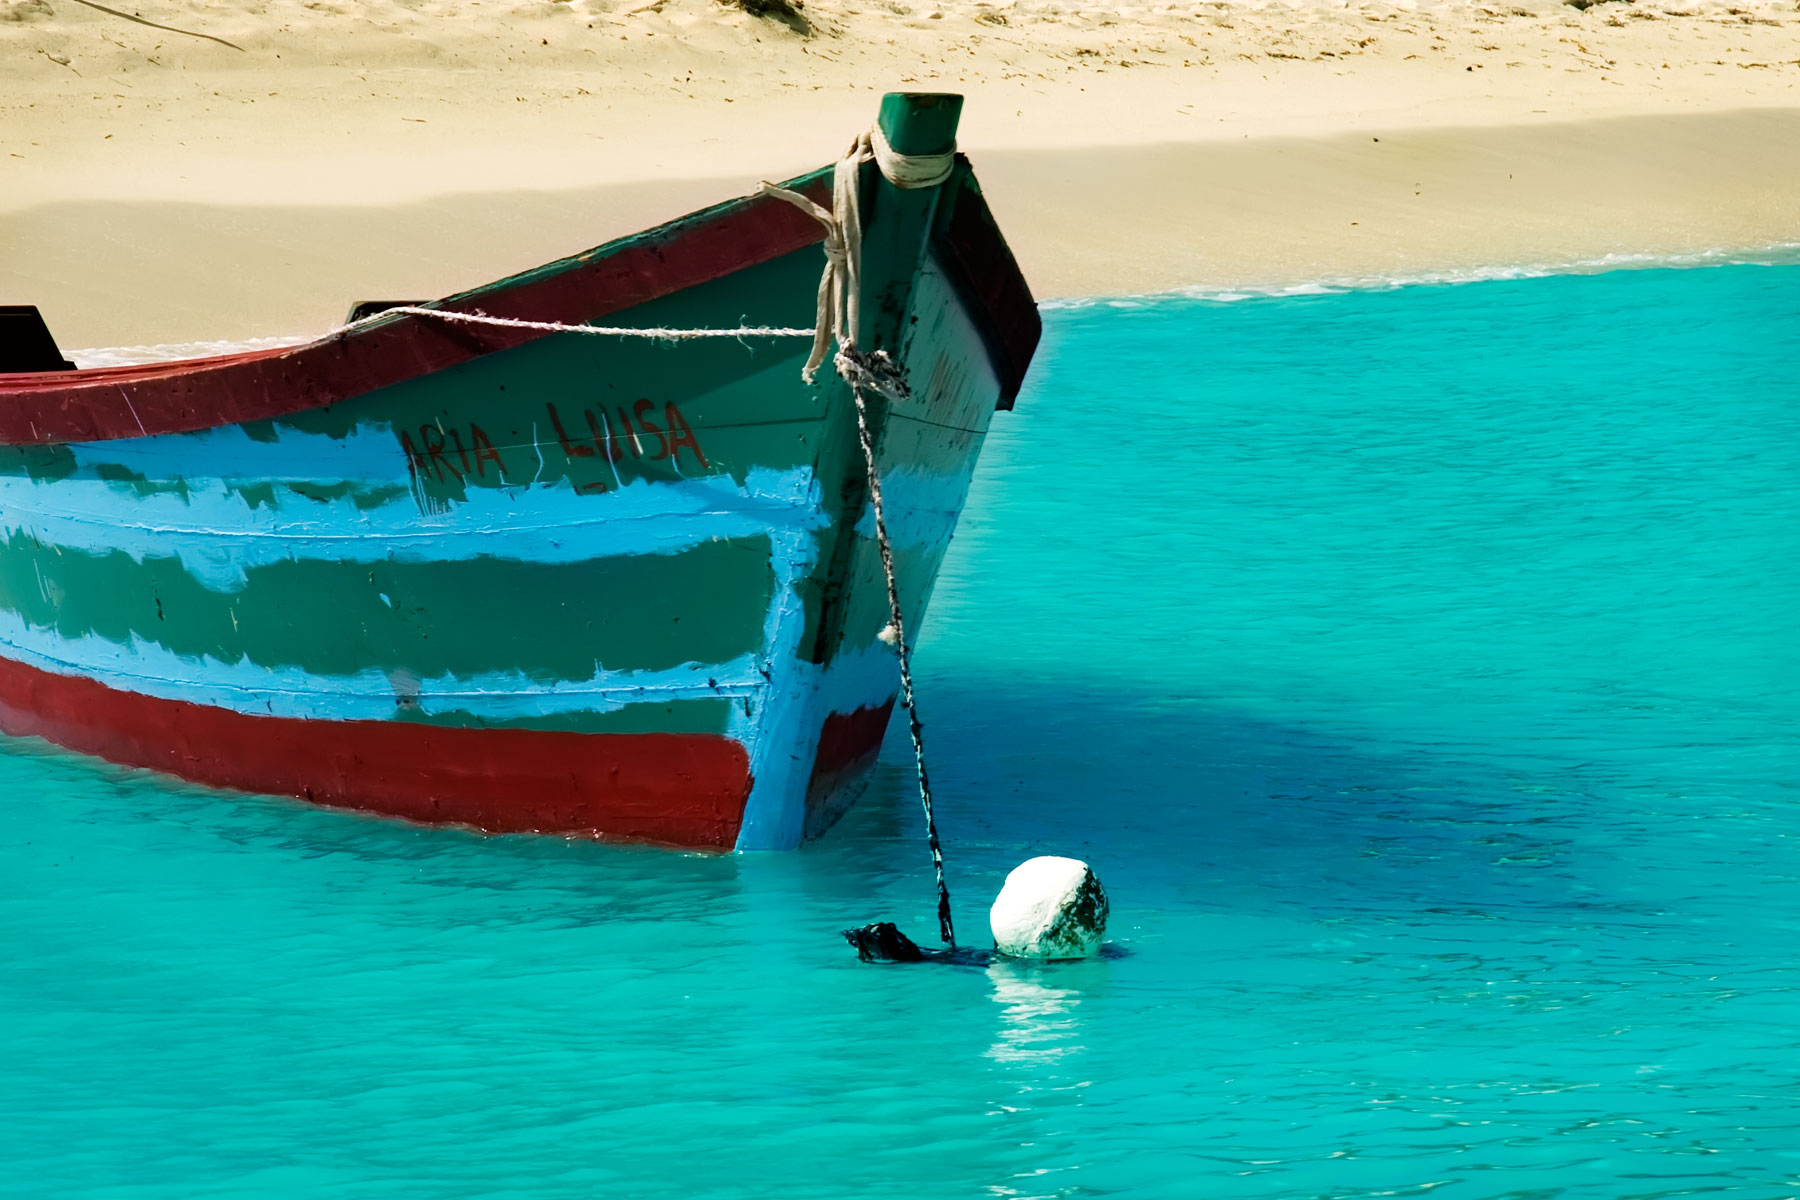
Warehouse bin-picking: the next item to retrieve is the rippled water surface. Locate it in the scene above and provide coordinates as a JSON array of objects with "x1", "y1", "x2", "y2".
[{"x1": 6, "y1": 264, "x2": 1799, "y2": 1199}]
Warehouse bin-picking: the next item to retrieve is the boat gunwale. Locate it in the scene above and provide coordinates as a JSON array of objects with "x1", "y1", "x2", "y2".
[
  {"x1": 0, "y1": 168, "x2": 837, "y2": 444},
  {"x1": 0, "y1": 154, "x2": 1042, "y2": 446}
]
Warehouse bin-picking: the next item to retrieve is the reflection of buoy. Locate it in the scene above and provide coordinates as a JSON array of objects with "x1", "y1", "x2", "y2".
[{"x1": 990, "y1": 856, "x2": 1109, "y2": 959}]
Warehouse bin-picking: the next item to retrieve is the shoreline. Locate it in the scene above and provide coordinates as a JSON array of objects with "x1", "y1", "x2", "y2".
[
  {"x1": 1037, "y1": 239, "x2": 1800, "y2": 307},
  {"x1": 5, "y1": 0, "x2": 1800, "y2": 345},
  {"x1": 65, "y1": 240, "x2": 1800, "y2": 364},
  {"x1": 17, "y1": 108, "x2": 1800, "y2": 351}
]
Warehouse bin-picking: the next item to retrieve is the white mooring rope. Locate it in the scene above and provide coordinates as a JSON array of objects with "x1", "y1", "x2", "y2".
[
  {"x1": 336, "y1": 305, "x2": 814, "y2": 342},
  {"x1": 749, "y1": 129, "x2": 961, "y2": 942},
  {"x1": 759, "y1": 124, "x2": 961, "y2": 944}
]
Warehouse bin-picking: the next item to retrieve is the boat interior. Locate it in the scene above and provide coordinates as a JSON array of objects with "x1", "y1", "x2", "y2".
[{"x1": 0, "y1": 306, "x2": 76, "y2": 373}]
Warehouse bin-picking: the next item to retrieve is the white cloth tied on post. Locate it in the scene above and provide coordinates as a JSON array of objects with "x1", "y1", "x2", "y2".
[{"x1": 756, "y1": 125, "x2": 957, "y2": 381}]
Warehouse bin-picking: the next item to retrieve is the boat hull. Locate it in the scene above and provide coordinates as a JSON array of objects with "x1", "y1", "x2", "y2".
[{"x1": 0, "y1": 159, "x2": 1034, "y2": 848}]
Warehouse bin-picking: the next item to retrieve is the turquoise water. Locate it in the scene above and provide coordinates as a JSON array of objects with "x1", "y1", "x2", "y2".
[{"x1": 5, "y1": 263, "x2": 1799, "y2": 1198}]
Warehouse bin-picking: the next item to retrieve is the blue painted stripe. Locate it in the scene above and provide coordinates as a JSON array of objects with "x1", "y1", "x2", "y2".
[
  {"x1": 0, "y1": 465, "x2": 824, "y2": 592},
  {"x1": 0, "y1": 605, "x2": 763, "y2": 722}
]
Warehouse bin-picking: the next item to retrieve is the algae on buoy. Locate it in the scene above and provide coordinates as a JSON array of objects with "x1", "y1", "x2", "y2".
[{"x1": 989, "y1": 856, "x2": 1109, "y2": 959}]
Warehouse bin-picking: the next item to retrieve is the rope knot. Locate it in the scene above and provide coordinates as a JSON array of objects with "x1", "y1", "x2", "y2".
[{"x1": 832, "y1": 347, "x2": 911, "y2": 405}]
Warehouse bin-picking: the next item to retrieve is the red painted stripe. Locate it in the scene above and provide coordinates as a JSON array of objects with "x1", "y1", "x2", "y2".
[
  {"x1": 811, "y1": 698, "x2": 896, "y2": 785},
  {"x1": 0, "y1": 655, "x2": 752, "y2": 848},
  {"x1": 0, "y1": 179, "x2": 832, "y2": 446},
  {"x1": 804, "y1": 698, "x2": 896, "y2": 838}
]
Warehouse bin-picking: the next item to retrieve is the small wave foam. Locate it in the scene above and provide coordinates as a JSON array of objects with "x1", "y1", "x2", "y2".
[
  {"x1": 68, "y1": 334, "x2": 315, "y2": 370},
  {"x1": 1039, "y1": 243, "x2": 1800, "y2": 311}
]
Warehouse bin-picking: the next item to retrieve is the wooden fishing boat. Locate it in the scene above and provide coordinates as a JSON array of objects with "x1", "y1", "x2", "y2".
[{"x1": 0, "y1": 93, "x2": 1038, "y2": 850}]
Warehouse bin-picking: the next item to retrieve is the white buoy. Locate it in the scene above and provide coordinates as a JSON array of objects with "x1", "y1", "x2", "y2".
[{"x1": 989, "y1": 856, "x2": 1109, "y2": 959}]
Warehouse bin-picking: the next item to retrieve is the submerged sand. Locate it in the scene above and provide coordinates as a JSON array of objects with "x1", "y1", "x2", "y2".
[{"x1": 4, "y1": 0, "x2": 1799, "y2": 346}]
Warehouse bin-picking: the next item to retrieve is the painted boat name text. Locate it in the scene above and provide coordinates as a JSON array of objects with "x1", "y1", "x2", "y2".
[{"x1": 399, "y1": 400, "x2": 711, "y2": 493}]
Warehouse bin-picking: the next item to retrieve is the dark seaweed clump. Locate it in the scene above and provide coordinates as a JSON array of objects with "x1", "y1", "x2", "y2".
[{"x1": 725, "y1": 0, "x2": 810, "y2": 35}]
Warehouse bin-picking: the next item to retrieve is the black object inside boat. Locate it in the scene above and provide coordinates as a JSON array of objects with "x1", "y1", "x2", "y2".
[
  {"x1": 345, "y1": 300, "x2": 427, "y2": 323},
  {"x1": 0, "y1": 306, "x2": 76, "y2": 373}
]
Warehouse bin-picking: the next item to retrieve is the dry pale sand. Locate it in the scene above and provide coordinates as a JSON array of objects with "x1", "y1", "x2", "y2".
[{"x1": 4, "y1": 0, "x2": 1800, "y2": 348}]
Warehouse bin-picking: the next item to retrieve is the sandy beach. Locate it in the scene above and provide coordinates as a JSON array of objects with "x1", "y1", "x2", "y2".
[{"x1": 4, "y1": 0, "x2": 1799, "y2": 347}]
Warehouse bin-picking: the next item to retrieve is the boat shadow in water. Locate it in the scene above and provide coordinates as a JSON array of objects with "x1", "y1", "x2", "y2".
[
  {"x1": 823, "y1": 666, "x2": 1662, "y2": 934},
  {"x1": 1, "y1": 660, "x2": 1657, "y2": 941}
]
